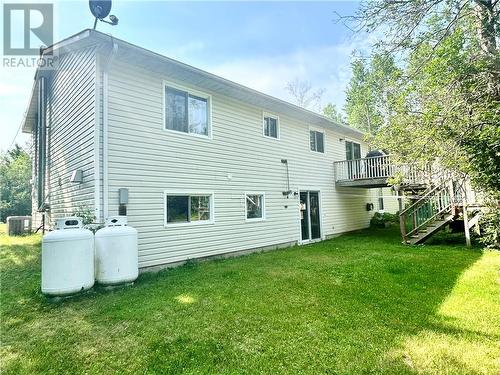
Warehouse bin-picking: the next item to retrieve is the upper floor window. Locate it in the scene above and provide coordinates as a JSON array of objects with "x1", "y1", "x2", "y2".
[
  {"x1": 310, "y1": 130, "x2": 325, "y2": 153},
  {"x1": 263, "y1": 113, "x2": 279, "y2": 139},
  {"x1": 164, "y1": 83, "x2": 210, "y2": 137}
]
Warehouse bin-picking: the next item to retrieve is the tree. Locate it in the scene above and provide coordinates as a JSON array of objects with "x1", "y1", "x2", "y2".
[
  {"x1": 344, "y1": 52, "x2": 400, "y2": 137},
  {"x1": 0, "y1": 144, "x2": 32, "y2": 222},
  {"x1": 285, "y1": 78, "x2": 325, "y2": 111},
  {"x1": 349, "y1": 0, "x2": 498, "y2": 58},
  {"x1": 322, "y1": 103, "x2": 346, "y2": 124},
  {"x1": 343, "y1": 0, "x2": 500, "y2": 245}
]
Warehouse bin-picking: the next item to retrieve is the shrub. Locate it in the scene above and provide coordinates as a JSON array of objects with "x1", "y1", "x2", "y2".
[
  {"x1": 371, "y1": 212, "x2": 399, "y2": 228},
  {"x1": 479, "y1": 204, "x2": 500, "y2": 249}
]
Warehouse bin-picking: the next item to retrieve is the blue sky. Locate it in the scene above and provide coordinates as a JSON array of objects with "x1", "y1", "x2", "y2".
[{"x1": 0, "y1": 0, "x2": 371, "y2": 151}]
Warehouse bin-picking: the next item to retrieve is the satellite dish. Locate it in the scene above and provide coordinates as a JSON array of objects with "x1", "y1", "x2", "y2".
[
  {"x1": 89, "y1": 0, "x2": 118, "y2": 29},
  {"x1": 89, "y1": 0, "x2": 112, "y2": 19}
]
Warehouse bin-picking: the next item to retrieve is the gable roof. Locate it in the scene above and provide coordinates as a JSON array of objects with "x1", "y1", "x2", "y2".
[{"x1": 22, "y1": 29, "x2": 364, "y2": 139}]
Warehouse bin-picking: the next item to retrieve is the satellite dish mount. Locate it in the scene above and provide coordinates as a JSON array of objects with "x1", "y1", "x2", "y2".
[{"x1": 89, "y1": 0, "x2": 119, "y2": 29}]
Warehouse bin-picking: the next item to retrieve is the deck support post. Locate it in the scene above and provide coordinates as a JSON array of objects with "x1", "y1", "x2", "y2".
[
  {"x1": 398, "y1": 190, "x2": 407, "y2": 243},
  {"x1": 462, "y1": 196, "x2": 471, "y2": 248}
]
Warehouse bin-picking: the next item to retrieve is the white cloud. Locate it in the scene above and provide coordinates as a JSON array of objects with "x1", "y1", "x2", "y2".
[
  {"x1": 165, "y1": 40, "x2": 206, "y2": 61},
  {"x1": 197, "y1": 34, "x2": 374, "y2": 114},
  {"x1": 0, "y1": 82, "x2": 26, "y2": 95},
  {"x1": 0, "y1": 66, "x2": 36, "y2": 151}
]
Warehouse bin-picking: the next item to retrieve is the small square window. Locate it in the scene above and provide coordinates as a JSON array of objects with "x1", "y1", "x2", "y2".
[
  {"x1": 263, "y1": 115, "x2": 279, "y2": 139},
  {"x1": 246, "y1": 194, "x2": 265, "y2": 220},
  {"x1": 310, "y1": 130, "x2": 324, "y2": 153}
]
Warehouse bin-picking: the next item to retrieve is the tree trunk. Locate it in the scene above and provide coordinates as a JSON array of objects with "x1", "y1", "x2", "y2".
[{"x1": 473, "y1": 0, "x2": 498, "y2": 55}]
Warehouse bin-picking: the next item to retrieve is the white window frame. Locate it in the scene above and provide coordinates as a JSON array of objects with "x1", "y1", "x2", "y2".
[
  {"x1": 344, "y1": 138, "x2": 362, "y2": 160},
  {"x1": 297, "y1": 187, "x2": 325, "y2": 245},
  {"x1": 245, "y1": 192, "x2": 266, "y2": 222},
  {"x1": 309, "y1": 127, "x2": 326, "y2": 154},
  {"x1": 377, "y1": 188, "x2": 385, "y2": 212},
  {"x1": 262, "y1": 112, "x2": 280, "y2": 140},
  {"x1": 163, "y1": 191, "x2": 215, "y2": 227},
  {"x1": 162, "y1": 80, "x2": 213, "y2": 139}
]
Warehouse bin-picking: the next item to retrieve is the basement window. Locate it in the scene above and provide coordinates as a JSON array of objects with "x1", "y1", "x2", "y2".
[
  {"x1": 263, "y1": 113, "x2": 279, "y2": 139},
  {"x1": 165, "y1": 193, "x2": 214, "y2": 226},
  {"x1": 246, "y1": 193, "x2": 265, "y2": 221},
  {"x1": 164, "y1": 83, "x2": 211, "y2": 137},
  {"x1": 310, "y1": 130, "x2": 325, "y2": 153}
]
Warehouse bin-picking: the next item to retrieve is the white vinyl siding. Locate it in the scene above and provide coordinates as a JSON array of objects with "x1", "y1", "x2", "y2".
[
  {"x1": 372, "y1": 187, "x2": 400, "y2": 214},
  {"x1": 34, "y1": 46, "x2": 98, "y2": 226},
  {"x1": 105, "y1": 59, "x2": 372, "y2": 268}
]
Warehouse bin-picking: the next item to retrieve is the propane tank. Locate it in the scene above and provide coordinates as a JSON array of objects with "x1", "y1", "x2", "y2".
[
  {"x1": 41, "y1": 217, "x2": 94, "y2": 296},
  {"x1": 95, "y1": 216, "x2": 138, "y2": 285}
]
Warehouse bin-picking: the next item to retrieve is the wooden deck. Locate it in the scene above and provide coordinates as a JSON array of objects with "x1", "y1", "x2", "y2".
[{"x1": 333, "y1": 155, "x2": 432, "y2": 189}]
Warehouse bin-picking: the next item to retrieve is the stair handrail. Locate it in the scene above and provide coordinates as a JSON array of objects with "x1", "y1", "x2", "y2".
[
  {"x1": 399, "y1": 182, "x2": 454, "y2": 241},
  {"x1": 405, "y1": 197, "x2": 452, "y2": 238},
  {"x1": 399, "y1": 183, "x2": 446, "y2": 217}
]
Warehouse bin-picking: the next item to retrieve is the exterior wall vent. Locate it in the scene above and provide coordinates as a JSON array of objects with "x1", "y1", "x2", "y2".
[{"x1": 70, "y1": 169, "x2": 83, "y2": 183}]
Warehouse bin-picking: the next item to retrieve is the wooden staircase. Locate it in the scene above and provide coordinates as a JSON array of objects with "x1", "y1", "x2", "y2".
[
  {"x1": 399, "y1": 182, "x2": 456, "y2": 244},
  {"x1": 407, "y1": 214, "x2": 455, "y2": 244},
  {"x1": 331, "y1": 154, "x2": 482, "y2": 245}
]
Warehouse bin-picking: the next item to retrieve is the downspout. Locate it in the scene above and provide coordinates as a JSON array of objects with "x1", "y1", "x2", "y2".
[
  {"x1": 37, "y1": 76, "x2": 46, "y2": 210},
  {"x1": 36, "y1": 75, "x2": 48, "y2": 232},
  {"x1": 94, "y1": 54, "x2": 101, "y2": 223},
  {"x1": 101, "y1": 37, "x2": 118, "y2": 219}
]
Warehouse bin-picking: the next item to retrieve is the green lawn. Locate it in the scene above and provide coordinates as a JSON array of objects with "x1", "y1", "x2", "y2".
[{"x1": 1, "y1": 224, "x2": 499, "y2": 374}]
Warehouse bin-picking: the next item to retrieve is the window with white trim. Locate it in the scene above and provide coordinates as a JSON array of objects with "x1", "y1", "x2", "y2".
[
  {"x1": 246, "y1": 194, "x2": 265, "y2": 220},
  {"x1": 164, "y1": 85, "x2": 210, "y2": 136},
  {"x1": 165, "y1": 193, "x2": 213, "y2": 225},
  {"x1": 378, "y1": 188, "x2": 384, "y2": 211},
  {"x1": 310, "y1": 130, "x2": 324, "y2": 153},
  {"x1": 263, "y1": 114, "x2": 279, "y2": 139}
]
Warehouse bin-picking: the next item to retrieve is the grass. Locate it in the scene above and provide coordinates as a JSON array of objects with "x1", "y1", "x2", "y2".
[{"x1": 1, "y1": 224, "x2": 499, "y2": 374}]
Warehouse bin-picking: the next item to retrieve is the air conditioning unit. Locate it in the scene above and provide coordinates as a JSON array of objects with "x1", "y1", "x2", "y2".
[{"x1": 7, "y1": 216, "x2": 32, "y2": 236}]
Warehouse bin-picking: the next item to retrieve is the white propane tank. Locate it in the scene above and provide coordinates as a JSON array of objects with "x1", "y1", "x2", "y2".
[
  {"x1": 41, "y1": 217, "x2": 94, "y2": 296},
  {"x1": 95, "y1": 216, "x2": 138, "y2": 285}
]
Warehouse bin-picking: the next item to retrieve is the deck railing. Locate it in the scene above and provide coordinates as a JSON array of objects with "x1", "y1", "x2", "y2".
[{"x1": 333, "y1": 155, "x2": 433, "y2": 186}]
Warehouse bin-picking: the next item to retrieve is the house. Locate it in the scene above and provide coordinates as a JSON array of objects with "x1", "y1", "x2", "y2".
[{"x1": 21, "y1": 29, "x2": 398, "y2": 269}]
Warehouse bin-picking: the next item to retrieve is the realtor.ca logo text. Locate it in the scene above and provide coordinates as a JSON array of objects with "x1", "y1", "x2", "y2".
[{"x1": 2, "y1": 3, "x2": 55, "y2": 68}]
